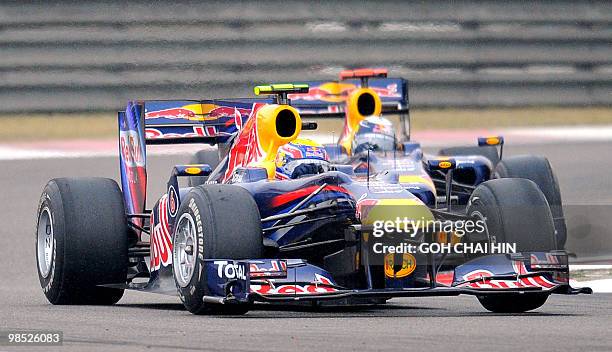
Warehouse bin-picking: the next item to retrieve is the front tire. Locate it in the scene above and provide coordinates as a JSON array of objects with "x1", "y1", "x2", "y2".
[
  {"x1": 493, "y1": 155, "x2": 566, "y2": 248},
  {"x1": 468, "y1": 178, "x2": 557, "y2": 252},
  {"x1": 468, "y1": 178, "x2": 556, "y2": 313},
  {"x1": 172, "y1": 184, "x2": 263, "y2": 315},
  {"x1": 36, "y1": 178, "x2": 128, "y2": 305},
  {"x1": 478, "y1": 293, "x2": 549, "y2": 313}
]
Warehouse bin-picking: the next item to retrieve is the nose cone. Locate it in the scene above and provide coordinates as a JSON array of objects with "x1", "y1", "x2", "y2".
[{"x1": 360, "y1": 198, "x2": 434, "y2": 228}]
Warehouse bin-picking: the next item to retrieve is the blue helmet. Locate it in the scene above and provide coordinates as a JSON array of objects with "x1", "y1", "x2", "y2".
[
  {"x1": 352, "y1": 115, "x2": 396, "y2": 153},
  {"x1": 275, "y1": 138, "x2": 330, "y2": 179}
]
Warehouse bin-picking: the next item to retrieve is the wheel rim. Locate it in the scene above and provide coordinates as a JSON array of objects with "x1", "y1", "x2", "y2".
[
  {"x1": 173, "y1": 213, "x2": 198, "y2": 288},
  {"x1": 37, "y1": 207, "x2": 54, "y2": 278}
]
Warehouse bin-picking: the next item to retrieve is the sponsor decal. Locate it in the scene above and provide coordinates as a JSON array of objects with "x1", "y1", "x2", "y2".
[
  {"x1": 145, "y1": 126, "x2": 218, "y2": 140},
  {"x1": 249, "y1": 261, "x2": 287, "y2": 278},
  {"x1": 214, "y1": 261, "x2": 247, "y2": 280},
  {"x1": 208, "y1": 106, "x2": 251, "y2": 120},
  {"x1": 486, "y1": 137, "x2": 500, "y2": 145},
  {"x1": 145, "y1": 108, "x2": 196, "y2": 120},
  {"x1": 119, "y1": 130, "x2": 145, "y2": 167},
  {"x1": 355, "y1": 181, "x2": 405, "y2": 194},
  {"x1": 187, "y1": 198, "x2": 204, "y2": 261},
  {"x1": 287, "y1": 83, "x2": 400, "y2": 102},
  {"x1": 460, "y1": 268, "x2": 557, "y2": 289},
  {"x1": 461, "y1": 276, "x2": 557, "y2": 290},
  {"x1": 371, "y1": 84, "x2": 400, "y2": 98},
  {"x1": 372, "y1": 124, "x2": 393, "y2": 135},
  {"x1": 304, "y1": 146, "x2": 325, "y2": 158},
  {"x1": 234, "y1": 107, "x2": 243, "y2": 130},
  {"x1": 384, "y1": 253, "x2": 417, "y2": 278},
  {"x1": 439, "y1": 161, "x2": 452, "y2": 169},
  {"x1": 150, "y1": 195, "x2": 173, "y2": 271},
  {"x1": 185, "y1": 167, "x2": 201, "y2": 175},
  {"x1": 168, "y1": 185, "x2": 178, "y2": 217},
  {"x1": 250, "y1": 284, "x2": 338, "y2": 295},
  {"x1": 222, "y1": 103, "x2": 266, "y2": 182},
  {"x1": 250, "y1": 274, "x2": 338, "y2": 295}
]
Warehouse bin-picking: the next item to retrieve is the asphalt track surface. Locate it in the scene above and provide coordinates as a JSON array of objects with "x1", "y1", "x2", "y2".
[{"x1": 1, "y1": 141, "x2": 612, "y2": 351}]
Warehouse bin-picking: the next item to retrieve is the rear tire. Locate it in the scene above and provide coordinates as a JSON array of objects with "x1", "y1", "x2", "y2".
[
  {"x1": 468, "y1": 178, "x2": 556, "y2": 313},
  {"x1": 438, "y1": 146, "x2": 500, "y2": 166},
  {"x1": 188, "y1": 149, "x2": 221, "y2": 187},
  {"x1": 172, "y1": 184, "x2": 263, "y2": 315},
  {"x1": 36, "y1": 178, "x2": 128, "y2": 305},
  {"x1": 493, "y1": 155, "x2": 566, "y2": 248}
]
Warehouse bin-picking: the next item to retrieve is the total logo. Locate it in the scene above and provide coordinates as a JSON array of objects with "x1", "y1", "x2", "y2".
[{"x1": 214, "y1": 261, "x2": 246, "y2": 280}]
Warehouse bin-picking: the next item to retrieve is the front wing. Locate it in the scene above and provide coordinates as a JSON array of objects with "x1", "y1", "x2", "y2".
[{"x1": 202, "y1": 254, "x2": 591, "y2": 306}]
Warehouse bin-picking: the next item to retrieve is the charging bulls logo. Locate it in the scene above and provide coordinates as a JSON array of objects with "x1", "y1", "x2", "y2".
[
  {"x1": 222, "y1": 103, "x2": 266, "y2": 182},
  {"x1": 145, "y1": 108, "x2": 196, "y2": 120}
]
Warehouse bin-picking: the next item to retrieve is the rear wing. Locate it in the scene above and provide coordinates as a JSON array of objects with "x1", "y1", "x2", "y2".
[
  {"x1": 117, "y1": 98, "x2": 271, "y2": 229},
  {"x1": 287, "y1": 77, "x2": 409, "y2": 117},
  {"x1": 287, "y1": 76, "x2": 411, "y2": 143},
  {"x1": 137, "y1": 98, "x2": 272, "y2": 145}
]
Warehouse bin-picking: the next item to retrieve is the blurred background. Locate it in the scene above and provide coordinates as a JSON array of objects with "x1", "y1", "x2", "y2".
[
  {"x1": 0, "y1": 0, "x2": 610, "y2": 142},
  {"x1": 0, "y1": 0, "x2": 610, "y2": 113}
]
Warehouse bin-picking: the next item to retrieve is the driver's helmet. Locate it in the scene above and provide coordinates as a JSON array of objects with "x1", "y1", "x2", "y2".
[
  {"x1": 275, "y1": 138, "x2": 330, "y2": 180},
  {"x1": 352, "y1": 115, "x2": 396, "y2": 153}
]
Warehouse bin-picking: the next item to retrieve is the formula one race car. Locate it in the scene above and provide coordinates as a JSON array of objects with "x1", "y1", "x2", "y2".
[
  {"x1": 287, "y1": 68, "x2": 568, "y2": 249},
  {"x1": 36, "y1": 84, "x2": 590, "y2": 315}
]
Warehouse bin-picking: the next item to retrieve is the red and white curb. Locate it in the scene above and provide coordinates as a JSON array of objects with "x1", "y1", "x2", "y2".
[{"x1": 1, "y1": 125, "x2": 612, "y2": 161}]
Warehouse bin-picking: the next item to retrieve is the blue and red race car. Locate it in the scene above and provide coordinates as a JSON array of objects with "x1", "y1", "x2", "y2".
[
  {"x1": 287, "y1": 68, "x2": 568, "y2": 248},
  {"x1": 36, "y1": 82, "x2": 589, "y2": 315}
]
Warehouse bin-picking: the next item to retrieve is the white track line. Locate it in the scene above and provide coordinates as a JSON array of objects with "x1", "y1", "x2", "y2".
[
  {"x1": 1, "y1": 125, "x2": 612, "y2": 161},
  {"x1": 570, "y1": 279, "x2": 612, "y2": 293},
  {"x1": 0, "y1": 145, "x2": 203, "y2": 161}
]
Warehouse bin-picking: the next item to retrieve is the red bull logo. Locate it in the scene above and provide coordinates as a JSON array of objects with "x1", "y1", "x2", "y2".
[
  {"x1": 208, "y1": 106, "x2": 251, "y2": 119},
  {"x1": 288, "y1": 83, "x2": 400, "y2": 102},
  {"x1": 222, "y1": 103, "x2": 266, "y2": 182},
  {"x1": 145, "y1": 108, "x2": 196, "y2": 120},
  {"x1": 145, "y1": 105, "x2": 252, "y2": 122}
]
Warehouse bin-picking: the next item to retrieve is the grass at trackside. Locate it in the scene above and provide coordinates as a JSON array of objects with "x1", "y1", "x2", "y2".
[
  {"x1": 0, "y1": 107, "x2": 611, "y2": 142},
  {"x1": 0, "y1": 114, "x2": 117, "y2": 142},
  {"x1": 570, "y1": 268, "x2": 612, "y2": 281}
]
